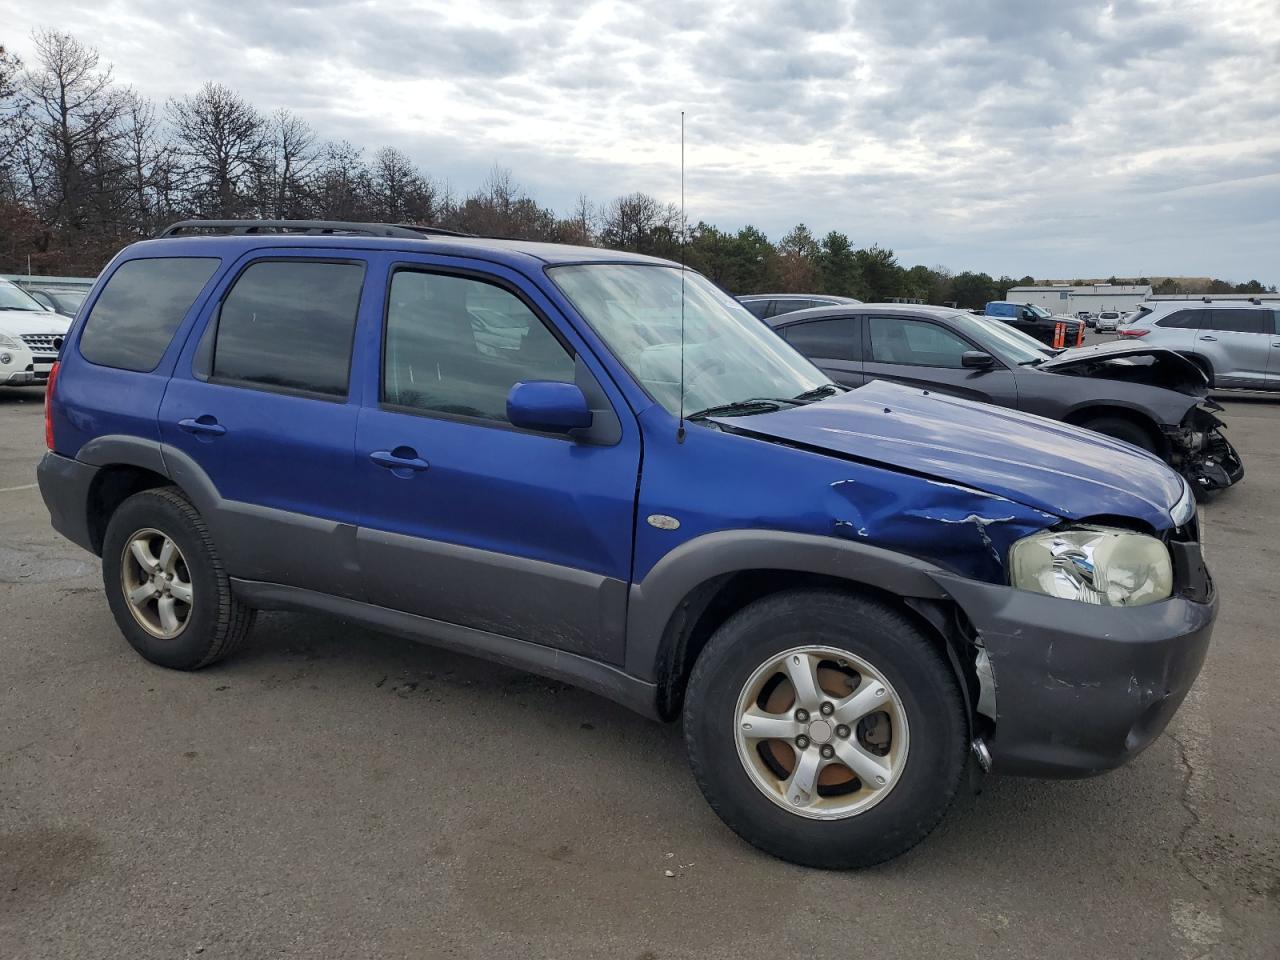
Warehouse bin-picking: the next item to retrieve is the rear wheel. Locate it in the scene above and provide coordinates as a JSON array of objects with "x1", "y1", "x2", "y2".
[
  {"x1": 102, "y1": 487, "x2": 254, "y2": 670},
  {"x1": 1083, "y1": 415, "x2": 1157, "y2": 454},
  {"x1": 683, "y1": 589, "x2": 968, "y2": 868}
]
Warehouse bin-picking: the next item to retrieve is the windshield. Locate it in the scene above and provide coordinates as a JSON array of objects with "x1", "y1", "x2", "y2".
[
  {"x1": 951, "y1": 311, "x2": 1052, "y2": 364},
  {"x1": 549, "y1": 264, "x2": 827, "y2": 416},
  {"x1": 1025, "y1": 303, "x2": 1052, "y2": 319},
  {"x1": 0, "y1": 280, "x2": 46, "y2": 312}
]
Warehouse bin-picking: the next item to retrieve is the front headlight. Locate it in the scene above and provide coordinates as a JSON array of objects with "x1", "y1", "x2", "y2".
[
  {"x1": 0, "y1": 334, "x2": 21, "y2": 350},
  {"x1": 1009, "y1": 525, "x2": 1173, "y2": 606}
]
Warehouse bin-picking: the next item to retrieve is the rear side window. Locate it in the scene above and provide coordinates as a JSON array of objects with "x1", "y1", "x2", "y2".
[
  {"x1": 741, "y1": 300, "x2": 770, "y2": 319},
  {"x1": 1156, "y1": 310, "x2": 1202, "y2": 329},
  {"x1": 79, "y1": 258, "x2": 220, "y2": 371},
  {"x1": 782, "y1": 317, "x2": 860, "y2": 361},
  {"x1": 212, "y1": 260, "x2": 364, "y2": 397},
  {"x1": 1205, "y1": 309, "x2": 1269, "y2": 334}
]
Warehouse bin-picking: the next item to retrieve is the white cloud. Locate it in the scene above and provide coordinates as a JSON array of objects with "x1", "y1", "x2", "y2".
[{"x1": 5, "y1": 0, "x2": 1277, "y2": 282}]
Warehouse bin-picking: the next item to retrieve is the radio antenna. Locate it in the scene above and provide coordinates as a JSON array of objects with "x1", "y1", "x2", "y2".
[{"x1": 677, "y1": 110, "x2": 687, "y2": 444}]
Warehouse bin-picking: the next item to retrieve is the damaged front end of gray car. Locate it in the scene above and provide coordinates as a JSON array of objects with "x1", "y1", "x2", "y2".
[{"x1": 1043, "y1": 344, "x2": 1245, "y2": 494}]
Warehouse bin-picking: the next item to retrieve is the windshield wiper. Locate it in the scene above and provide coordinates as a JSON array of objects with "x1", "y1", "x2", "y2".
[
  {"x1": 686, "y1": 398, "x2": 801, "y2": 421},
  {"x1": 792, "y1": 384, "x2": 843, "y2": 401}
]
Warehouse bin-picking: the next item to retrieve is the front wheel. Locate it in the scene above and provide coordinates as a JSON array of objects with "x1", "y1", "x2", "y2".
[{"x1": 683, "y1": 589, "x2": 968, "y2": 869}]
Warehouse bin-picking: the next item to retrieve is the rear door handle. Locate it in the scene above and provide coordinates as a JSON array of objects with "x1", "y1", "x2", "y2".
[
  {"x1": 178, "y1": 416, "x2": 226, "y2": 437},
  {"x1": 1199, "y1": 335, "x2": 1218, "y2": 342},
  {"x1": 370, "y1": 448, "x2": 430, "y2": 472}
]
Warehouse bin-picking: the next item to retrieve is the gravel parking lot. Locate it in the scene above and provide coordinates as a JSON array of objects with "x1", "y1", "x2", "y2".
[{"x1": 2, "y1": 383, "x2": 1277, "y2": 960}]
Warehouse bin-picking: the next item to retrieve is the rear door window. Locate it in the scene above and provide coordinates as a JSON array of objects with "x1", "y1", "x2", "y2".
[
  {"x1": 782, "y1": 316, "x2": 860, "y2": 361},
  {"x1": 79, "y1": 258, "x2": 220, "y2": 371},
  {"x1": 212, "y1": 260, "x2": 365, "y2": 397},
  {"x1": 741, "y1": 300, "x2": 770, "y2": 319},
  {"x1": 1205, "y1": 309, "x2": 1269, "y2": 334}
]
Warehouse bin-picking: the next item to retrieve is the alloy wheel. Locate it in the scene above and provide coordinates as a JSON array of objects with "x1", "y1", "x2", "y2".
[
  {"x1": 734, "y1": 645, "x2": 910, "y2": 819},
  {"x1": 120, "y1": 527, "x2": 193, "y2": 639}
]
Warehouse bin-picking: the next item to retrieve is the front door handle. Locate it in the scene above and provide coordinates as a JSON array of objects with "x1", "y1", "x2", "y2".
[
  {"x1": 1199, "y1": 335, "x2": 1218, "y2": 342},
  {"x1": 178, "y1": 416, "x2": 226, "y2": 437},
  {"x1": 370, "y1": 448, "x2": 430, "y2": 472}
]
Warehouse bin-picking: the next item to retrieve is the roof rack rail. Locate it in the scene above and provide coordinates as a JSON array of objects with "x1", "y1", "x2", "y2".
[{"x1": 156, "y1": 219, "x2": 472, "y2": 240}]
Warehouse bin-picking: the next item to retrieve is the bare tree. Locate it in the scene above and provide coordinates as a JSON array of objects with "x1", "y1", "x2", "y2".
[
  {"x1": 19, "y1": 30, "x2": 128, "y2": 236},
  {"x1": 368, "y1": 146, "x2": 437, "y2": 223},
  {"x1": 598, "y1": 192, "x2": 681, "y2": 255},
  {"x1": 262, "y1": 108, "x2": 317, "y2": 219},
  {"x1": 0, "y1": 44, "x2": 29, "y2": 176},
  {"x1": 169, "y1": 81, "x2": 267, "y2": 217},
  {"x1": 311, "y1": 140, "x2": 372, "y2": 220}
]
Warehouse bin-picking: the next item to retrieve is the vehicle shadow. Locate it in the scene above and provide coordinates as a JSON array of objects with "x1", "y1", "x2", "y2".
[{"x1": 208, "y1": 607, "x2": 1187, "y2": 884}]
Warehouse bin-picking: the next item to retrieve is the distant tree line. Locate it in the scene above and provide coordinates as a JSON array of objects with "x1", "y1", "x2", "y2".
[{"x1": 1, "y1": 31, "x2": 1273, "y2": 306}]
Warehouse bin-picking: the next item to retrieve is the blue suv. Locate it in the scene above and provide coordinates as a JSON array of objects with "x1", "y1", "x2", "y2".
[{"x1": 38, "y1": 220, "x2": 1214, "y2": 868}]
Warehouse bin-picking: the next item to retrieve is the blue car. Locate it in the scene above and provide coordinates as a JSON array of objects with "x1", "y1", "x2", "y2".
[{"x1": 38, "y1": 219, "x2": 1214, "y2": 869}]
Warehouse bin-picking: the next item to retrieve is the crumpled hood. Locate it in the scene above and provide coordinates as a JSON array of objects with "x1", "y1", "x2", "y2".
[
  {"x1": 715, "y1": 380, "x2": 1184, "y2": 530},
  {"x1": 1038, "y1": 340, "x2": 1206, "y2": 379}
]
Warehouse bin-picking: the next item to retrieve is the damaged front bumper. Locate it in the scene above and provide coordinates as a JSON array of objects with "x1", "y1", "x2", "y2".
[
  {"x1": 1169, "y1": 402, "x2": 1244, "y2": 492},
  {"x1": 930, "y1": 564, "x2": 1215, "y2": 778}
]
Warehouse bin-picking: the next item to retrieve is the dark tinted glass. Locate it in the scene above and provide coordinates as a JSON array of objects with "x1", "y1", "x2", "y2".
[
  {"x1": 80, "y1": 258, "x2": 219, "y2": 371},
  {"x1": 383, "y1": 271, "x2": 574, "y2": 423},
  {"x1": 1156, "y1": 310, "x2": 1202, "y2": 329},
  {"x1": 771, "y1": 300, "x2": 812, "y2": 317},
  {"x1": 782, "y1": 317, "x2": 859, "y2": 361},
  {"x1": 1205, "y1": 309, "x2": 1269, "y2": 334},
  {"x1": 741, "y1": 300, "x2": 770, "y2": 319},
  {"x1": 869, "y1": 316, "x2": 971, "y2": 368},
  {"x1": 213, "y1": 260, "x2": 364, "y2": 396}
]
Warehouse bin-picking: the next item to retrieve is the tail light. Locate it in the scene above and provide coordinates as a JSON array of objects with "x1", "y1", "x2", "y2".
[
  {"x1": 44, "y1": 360, "x2": 59, "y2": 450},
  {"x1": 1118, "y1": 328, "x2": 1150, "y2": 337}
]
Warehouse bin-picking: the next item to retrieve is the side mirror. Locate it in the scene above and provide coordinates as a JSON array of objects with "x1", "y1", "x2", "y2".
[
  {"x1": 962, "y1": 351, "x2": 996, "y2": 369},
  {"x1": 506, "y1": 381, "x2": 593, "y2": 434}
]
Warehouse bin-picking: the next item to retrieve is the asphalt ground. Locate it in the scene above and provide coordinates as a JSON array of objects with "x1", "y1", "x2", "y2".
[{"x1": 1, "y1": 378, "x2": 1277, "y2": 959}]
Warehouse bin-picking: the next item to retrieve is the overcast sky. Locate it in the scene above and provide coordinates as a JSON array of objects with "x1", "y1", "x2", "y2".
[{"x1": 7, "y1": 0, "x2": 1279, "y2": 283}]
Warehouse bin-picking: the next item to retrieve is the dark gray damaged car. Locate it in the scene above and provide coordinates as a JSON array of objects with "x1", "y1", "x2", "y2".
[{"x1": 766, "y1": 303, "x2": 1243, "y2": 493}]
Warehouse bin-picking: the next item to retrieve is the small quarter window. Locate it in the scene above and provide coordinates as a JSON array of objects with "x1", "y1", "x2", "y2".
[{"x1": 80, "y1": 258, "x2": 220, "y2": 371}]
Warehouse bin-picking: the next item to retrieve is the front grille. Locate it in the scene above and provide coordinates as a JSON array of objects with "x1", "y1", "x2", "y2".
[{"x1": 19, "y1": 333, "x2": 60, "y2": 356}]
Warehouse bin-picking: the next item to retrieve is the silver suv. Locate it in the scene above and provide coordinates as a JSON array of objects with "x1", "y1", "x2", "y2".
[{"x1": 1119, "y1": 302, "x2": 1279, "y2": 389}]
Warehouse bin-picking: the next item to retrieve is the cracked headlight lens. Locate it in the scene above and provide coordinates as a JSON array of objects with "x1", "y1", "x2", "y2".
[{"x1": 1009, "y1": 525, "x2": 1172, "y2": 606}]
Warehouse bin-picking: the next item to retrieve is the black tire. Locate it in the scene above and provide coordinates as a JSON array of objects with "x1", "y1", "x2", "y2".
[
  {"x1": 101, "y1": 486, "x2": 254, "y2": 670},
  {"x1": 1083, "y1": 415, "x2": 1157, "y2": 453},
  {"x1": 683, "y1": 589, "x2": 967, "y2": 869}
]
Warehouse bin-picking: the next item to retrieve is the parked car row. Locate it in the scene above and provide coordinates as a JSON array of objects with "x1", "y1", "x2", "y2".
[
  {"x1": 764, "y1": 303, "x2": 1243, "y2": 492},
  {"x1": 37, "y1": 220, "x2": 1217, "y2": 871},
  {"x1": 26, "y1": 286, "x2": 88, "y2": 317},
  {"x1": 0, "y1": 278, "x2": 71, "y2": 386},
  {"x1": 984, "y1": 301, "x2": 1086, "y2": 346}
]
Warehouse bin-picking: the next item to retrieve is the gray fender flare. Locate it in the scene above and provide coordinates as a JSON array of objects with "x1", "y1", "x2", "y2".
[{"x1": 623, "y1": 529, "x2": 951, "y2": 683}]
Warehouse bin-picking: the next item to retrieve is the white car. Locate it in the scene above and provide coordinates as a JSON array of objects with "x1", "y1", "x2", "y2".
[
  {"x1": 1095, "y1": 311, "x2": 1122, "y2": 332},
  {"x1": 0, "y1": 278, "x2": 70, "y2": 386}
]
